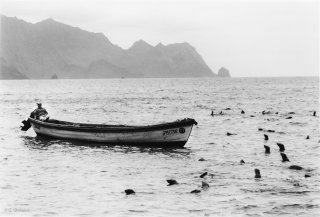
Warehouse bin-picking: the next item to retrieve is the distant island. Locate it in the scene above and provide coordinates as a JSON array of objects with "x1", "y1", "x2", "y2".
[{"x1": 0, "y1": 15, "x2": 231, "y2": 79}]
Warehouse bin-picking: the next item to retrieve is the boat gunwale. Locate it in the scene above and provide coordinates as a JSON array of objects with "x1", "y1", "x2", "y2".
[{"x1": 28, "y1": 117, "x2": 197, "y2": 133}]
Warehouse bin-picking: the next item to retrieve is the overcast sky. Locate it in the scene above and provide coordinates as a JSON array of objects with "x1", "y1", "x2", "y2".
[{"x1": 1, "y1": 0, "x2": 319, "y2": 77}]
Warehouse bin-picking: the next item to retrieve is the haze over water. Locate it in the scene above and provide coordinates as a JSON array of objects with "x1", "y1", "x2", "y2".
[{"x1": 0, "y1": 77, "x2": 319, "y2": 216}]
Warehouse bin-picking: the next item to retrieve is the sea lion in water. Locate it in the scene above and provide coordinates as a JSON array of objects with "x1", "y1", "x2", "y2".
[
  {"x1": 280, "y1": 153, "x2": 290, "y2": 162},
  {"x1": 262, "y1": 110, "x2": 272, "y2": 115},
  {"x1": 190, "y1": 189, "x2": 201, "y2": 194},
  {"x1": 264, "y1": 134, "x2": 269, "y2": 141},
  {"x1": 264, "y1": 145, "x2": 270, "y2": 154},
  {"x1": 276, "y1": 143, "x2": 285, "y2": 152},
  {"x1": 240, "y1": 159, "x2": 245, "y2": 164},
  {"x1": 200, "y1": 172, "x2": 208, "y2": 178},
  {"x1": 285, "y1": 116, "x2": 292, "y2": 119},
  {"x1": 289, "y1": 165, "x2": 303, "y2": 170},
  {"x1": 125, "y1": 189, "x2": 135, "y2": 195},
  {"x1": 241, "y1": 110, "x2": 245, "y2": 114},
  {"x1": 202, "y1": 181, "x2": 209, "y2": 190},
  {"x1": 313, "y1": 111, "x2": 316, "y2": 116},
  {"x1": 166, "y1": 179, "x2": 178, "y2": 186},
  {"x1": 255, "y1": 169, "x2": 261, "y2": 178},
  {"x1": 198, "y1": 158, "x2": 206, "y2": 161},
  {"x1": 226, "y1": 132, "x2": 236, "y2": 136},
  {"x1": 306, "y1": 135, "x2": 310, "y2": 139},
  {"x1": 211, "y1": 111, "x2": 214, "y2": 116}
]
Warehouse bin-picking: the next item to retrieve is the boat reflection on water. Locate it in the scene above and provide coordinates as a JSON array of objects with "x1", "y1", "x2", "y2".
[{"x1": 23, "y1": 135, "x2": 192, "y2": 157}]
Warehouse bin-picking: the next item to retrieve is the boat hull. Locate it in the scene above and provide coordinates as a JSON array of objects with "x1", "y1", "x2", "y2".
[{"x1": 28, "y1": 118, "x2": 197, "y2": 147}]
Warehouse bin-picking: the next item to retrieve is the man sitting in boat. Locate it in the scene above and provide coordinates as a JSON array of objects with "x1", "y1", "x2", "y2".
[{"x1": 30, "y1": 103, "x2": 49, "y2": 121}]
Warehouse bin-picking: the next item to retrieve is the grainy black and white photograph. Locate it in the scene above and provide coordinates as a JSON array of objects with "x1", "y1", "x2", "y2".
[{"x1": 0, "y1": 0, "x2": 319, "y2": 216}]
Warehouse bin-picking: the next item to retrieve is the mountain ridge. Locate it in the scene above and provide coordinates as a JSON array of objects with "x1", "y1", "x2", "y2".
[{"x1": 1, "y1": 15, "x2": 230, "y2": 79}]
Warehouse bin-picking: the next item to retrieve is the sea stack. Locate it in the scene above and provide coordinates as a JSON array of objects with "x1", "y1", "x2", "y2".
[{"x1": 217, "y1": 67, "x2": 231, "y2": 77}]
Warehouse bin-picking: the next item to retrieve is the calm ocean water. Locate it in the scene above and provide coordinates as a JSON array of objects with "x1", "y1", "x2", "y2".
[{"x1": 0, "y1": 77, "x2": 319, "y2": 216}]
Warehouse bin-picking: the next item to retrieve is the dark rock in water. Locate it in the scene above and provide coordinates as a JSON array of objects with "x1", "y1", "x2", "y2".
[
  {"x1": 240, "y1": 159, "x2": 245, "y2": 164},
  {"x1": 285, "y1": 116, "x2": 292, "y2": 119},
  {"x1": 288, "y1": 112, "x2": 295, "y2": 114},
  {"x1": 306, "y1": 135, "x2": 310, "y2": 139},
  {"x1": 264, "y1": 134, "x2": 269, "y2": 141},
  {"x1": 226, "y1": 132, "x2": 236, "y2": 136},
  {"x1": 224, "y1": 108, "x2": 231, "y2": 110},
  {"x1": 276, "y1": 143, "x2": 285, "y2": 152},
  {"x1": 198, "y1": 158, "x2": 206, "y2": 161},
  {"x1": 241, "y1": 110, "x2": 245, "y2": 114},
  {"x1": 267, "y1": 130, "x2": 275, "y2": 133},
  {"x1": 190, "y1": 189, "x2": 201, "y2": 194},
  {"x1": 264, "y1": 145, "x2": 270, "y2": 154},
  {"x1": 255, "y1": 169, "x2": 261, "y2": 178},
  {"x1": 125, "y1": 189, "x2": 135, "y2": 195},
  {"x1": 217, "y1": 67, "x2": 231, "y2": 77},
  {"x1": 250, "y1": 115, "x2": 255, "y2": 117},
  {"x1": 305, "y1": 174, "x2": 311, "y2": 178},
  {"x1": 167, "y1": 179, "x2": 178, "y2": 186},
  {"x1": 258, "y1": 128, "x2": 264, "y2": 131},
  {"x1": 313, "y1": 111, "x2": 316, "y2": 116},
  {"x1": 200, "y1": 172, "x2": 208, "y2": 178},
  {"x1": 219, "y1": 111, "x2": 223, "y2": 115},
  {"x1": 202, "y1": 181, "x2": 209, "y2": 190},
  {"x1": 275, "y1": 112, "x2": 279, "y2": 114},
  {"x1": 289, "y1": 165, "x2": 303, "y2": 170},
  {"x1": 51, "y1": 74, "x2": 58, "y2": 79},
  {"x1": 211, "y1": 111, "x2": 214, "y2": 116},
  {"x1": 280, "y1": 153, "x2": 290, "y2": 162}
]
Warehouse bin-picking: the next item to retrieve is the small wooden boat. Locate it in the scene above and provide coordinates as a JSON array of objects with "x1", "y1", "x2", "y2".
[{"x1": 27, "y1": 117, "x2": 197, "y2": 147}]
